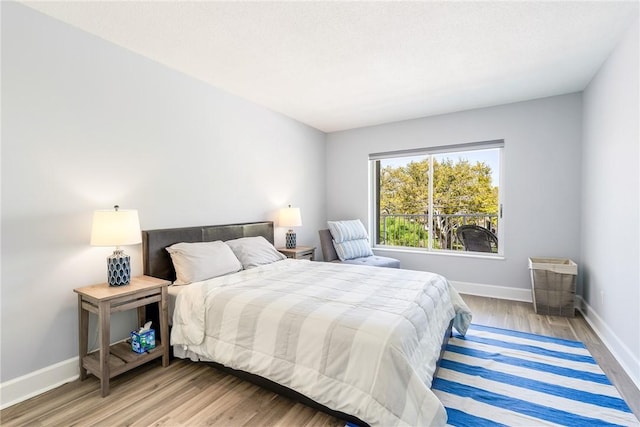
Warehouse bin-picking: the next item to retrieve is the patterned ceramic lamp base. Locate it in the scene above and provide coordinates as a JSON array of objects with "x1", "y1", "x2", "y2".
[
  {"x1": 285, "y1": 231, "x2": 297, "y2": 249},
  {"x1": 107, "y1": 250, "x2": 131, "y2": 286}
]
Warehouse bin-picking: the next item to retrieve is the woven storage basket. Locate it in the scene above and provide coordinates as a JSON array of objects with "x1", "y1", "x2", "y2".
[{"x1": 529, "y1": 257, "x2": 577, "y2": 317}]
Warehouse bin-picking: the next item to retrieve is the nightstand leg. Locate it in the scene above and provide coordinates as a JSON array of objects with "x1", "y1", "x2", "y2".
[
  {"x1": 136, "y1": 306, "x2": 145, "y2": 329},
  {"x1": 98, "y1": 300, "x2": 111, "y2": 397},
  {"x1": 160, "y1": 286, "x2": 169, "y2": 367},
  {"x1": 78, "y1": 295, "x2": 88, "y2": 381}
]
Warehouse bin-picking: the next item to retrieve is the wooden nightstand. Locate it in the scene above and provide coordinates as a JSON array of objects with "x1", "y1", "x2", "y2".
[
  {"x1": 278, "y1": 245, "x2": 316, "y2": 261},
  {"x1": 74, "y1": 275, "x2": 170, "y2": 397}
]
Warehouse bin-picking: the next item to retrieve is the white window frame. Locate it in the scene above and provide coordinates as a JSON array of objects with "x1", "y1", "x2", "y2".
[{"x1": 368, "y1": 140, "x2": 504, "y2": 256}]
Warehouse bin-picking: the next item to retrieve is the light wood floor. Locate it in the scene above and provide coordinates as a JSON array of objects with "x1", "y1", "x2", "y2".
[{"x1": 2, "y1": 294, "x2": 638, "y2": 426}]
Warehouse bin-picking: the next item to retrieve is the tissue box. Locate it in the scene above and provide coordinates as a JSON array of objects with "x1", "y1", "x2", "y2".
[{"x1": 130, "y1": 328, "x2": 155, "y2": 353}]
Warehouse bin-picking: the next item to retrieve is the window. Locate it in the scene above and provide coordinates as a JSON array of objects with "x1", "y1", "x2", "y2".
[{"x1": 369, "y1": 140, "x2": 503, "y2": 255}]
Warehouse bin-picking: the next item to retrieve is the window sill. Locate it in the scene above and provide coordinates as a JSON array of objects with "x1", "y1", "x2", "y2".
[{"x1": 373, "y1": 246, "x2": 505, "y2": 261}]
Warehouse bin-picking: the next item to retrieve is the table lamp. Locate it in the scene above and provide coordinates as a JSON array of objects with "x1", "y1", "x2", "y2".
[
  {"x1": 279, "y1": 205, "x2": 302, "y2": 249},
  {"x1": 90, "y1": 205, "x2": 141, "y2": 286}
]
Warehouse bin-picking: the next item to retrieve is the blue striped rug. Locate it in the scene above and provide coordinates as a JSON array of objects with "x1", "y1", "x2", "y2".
[{"x1": 432, "y1": 324, "x2": 639, "y2": 426}]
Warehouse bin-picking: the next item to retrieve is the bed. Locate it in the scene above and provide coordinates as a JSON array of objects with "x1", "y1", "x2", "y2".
[{"x1": 142, "y1": 221, "x2": 471, "y2": 426}]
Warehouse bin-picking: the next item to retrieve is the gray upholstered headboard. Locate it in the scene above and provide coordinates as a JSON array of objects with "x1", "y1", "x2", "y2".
[{"x1": 142, "y1": 221, "x2": 274, "y2": 282}]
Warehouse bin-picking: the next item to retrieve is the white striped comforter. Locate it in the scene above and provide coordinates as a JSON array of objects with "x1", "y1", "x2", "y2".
[{"x1": 171, "y1": 259, "x2": 472, "y2": 426}]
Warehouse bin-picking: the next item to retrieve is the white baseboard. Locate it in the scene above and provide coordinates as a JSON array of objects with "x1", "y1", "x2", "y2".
[
  {"x1": 0, "y1": 357, "x2": 78, "y2": 410},
  {"x1": 576, "y1": 296, "x2": 640, "y2": 391},
  {"x1": 450, "y1": 280, "x2": 533, "y2": 302}
]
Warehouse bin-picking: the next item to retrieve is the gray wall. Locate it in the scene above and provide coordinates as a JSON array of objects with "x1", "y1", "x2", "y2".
[
  {"x1": 326, "y1": 94, "x2": 583, "y2": 292},
  {"x1": 1, "y1": 3, "x2": 326, "y2": 383},
  {"x1": 581, "y1": 19, "x2": 639, "y2": 383}
]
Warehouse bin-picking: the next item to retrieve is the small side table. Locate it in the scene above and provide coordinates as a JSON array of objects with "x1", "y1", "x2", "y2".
[
  {"x1": 278, "y1": 245, "x2": 316, "y2": 261},
  {"x1": 74, "y1": 275, "x2": 170, "y2": 397}
]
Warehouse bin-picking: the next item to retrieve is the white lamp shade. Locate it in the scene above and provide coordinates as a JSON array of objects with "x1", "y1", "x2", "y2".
[
  {"x1": 279, "y1": 206, "x2": 302, "y2": 228},
  {"x1": 90, "y1": 209, "x2": 142, "y2": 246}
]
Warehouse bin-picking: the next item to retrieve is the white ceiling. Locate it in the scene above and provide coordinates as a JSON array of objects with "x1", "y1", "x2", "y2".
[{"x1": 22, "y1": 1, "x2": 639, "y2": 132}]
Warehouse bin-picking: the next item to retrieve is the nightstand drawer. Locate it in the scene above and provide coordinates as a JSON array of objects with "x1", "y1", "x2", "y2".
[{"x1": 278, "y1": 246, "x2": 315, "y2": 261}]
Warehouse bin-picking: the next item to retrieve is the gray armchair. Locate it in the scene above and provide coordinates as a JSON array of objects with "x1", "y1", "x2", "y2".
[{"x1": 318, "y1": 229, "x2": 400, "y2": 268}]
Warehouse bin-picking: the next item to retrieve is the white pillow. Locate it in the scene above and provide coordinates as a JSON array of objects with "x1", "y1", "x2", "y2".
[
  {"x1": 225, "y1": 236, "x2": 286, "y2": 269},
  {"x1": 166, "y1": 240, "x2": 242, "y2": 285},
  {"x1": 327, "y1": 219, "x2": 374, "y2": 261}
]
